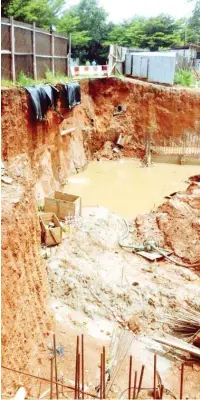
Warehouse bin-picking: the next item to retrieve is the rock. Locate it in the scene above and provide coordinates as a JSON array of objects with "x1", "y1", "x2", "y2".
[
  {"x1": 13, "y1": 199, "x2": 19, "y2": 204},
  {"x1": 128, "y1": 315, "x2": 142, "y2": 333},
  {"x1": 1, "y1": 176, "x2": 13, "y2": 184}
]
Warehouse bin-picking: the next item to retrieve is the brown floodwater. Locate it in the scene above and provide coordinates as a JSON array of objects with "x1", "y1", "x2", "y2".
[{"x1": 65, "y1": 160, "x2": 199, "y2": 218}]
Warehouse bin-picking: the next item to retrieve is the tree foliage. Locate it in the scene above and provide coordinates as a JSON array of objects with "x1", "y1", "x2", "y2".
[
  {"x1": 1, "y1": 0, "x2": 200, "y2": 62},
  {"x1": 105, "y1": 15, "x2": 183, "y2": 51},
  {"x1": 188, "y1": 0, "x2": 200, "y2": 43},
  {"x1": 4, "y1": 0, "x2": 64, "y2": 27}
]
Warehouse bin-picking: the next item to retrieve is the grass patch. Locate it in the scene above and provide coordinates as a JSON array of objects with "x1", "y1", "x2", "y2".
[
  {"x1": 174, "y1": 68, "x2": 197, "y2": 87},
  {"x1": 1, "y1": 68, "x2": 73, "y2": 88}
]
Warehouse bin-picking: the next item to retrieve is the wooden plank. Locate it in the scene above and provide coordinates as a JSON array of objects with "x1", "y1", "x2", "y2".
[
  {"x1": 33, "y1": 22, "x2": 37, "y2": 80},
  {"x1": 67, "y1": 32, "x2": 72, "y2": 77},
  {"x1": 39, "y1": 212, "x2": 62, "y2": 246},
  {"x1": 10, "y1": 17, "x2": 16, "y2": 82},
  {"x1": 153, "y1": 336, "x2": 200, "y2": 358}
]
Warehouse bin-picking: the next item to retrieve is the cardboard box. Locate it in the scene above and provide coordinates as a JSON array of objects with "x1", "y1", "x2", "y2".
[{"x1": 44, "y1": 191, "x2": 81, "y2": 220}]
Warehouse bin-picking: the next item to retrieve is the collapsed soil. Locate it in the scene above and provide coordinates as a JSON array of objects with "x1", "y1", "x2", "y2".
[{"x1": 42, "y1": 181, "x2": 200, "y2": 398}]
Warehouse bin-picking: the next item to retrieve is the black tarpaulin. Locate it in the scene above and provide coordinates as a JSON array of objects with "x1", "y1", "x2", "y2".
[{"x1": 25, "y1": 84, "x2": 59, "y2": 121}]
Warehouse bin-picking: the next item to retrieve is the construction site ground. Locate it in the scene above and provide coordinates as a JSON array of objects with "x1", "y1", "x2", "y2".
[{"x1": 36, "y1": 162, "x2": 200, "y2": 399}]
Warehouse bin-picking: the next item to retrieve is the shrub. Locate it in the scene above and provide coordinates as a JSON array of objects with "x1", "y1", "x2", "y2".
[{"x1": 174, "y1": 68, "x2": 196, "y2": 87}]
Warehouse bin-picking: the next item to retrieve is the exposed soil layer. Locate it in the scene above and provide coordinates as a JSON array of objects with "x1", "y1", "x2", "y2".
[
  {"x1": 2, "y1": 78, "x2": 200, "y2": 198},
  {"x1": 1, "y1": 161, "x2": 54, "y2": 395}
]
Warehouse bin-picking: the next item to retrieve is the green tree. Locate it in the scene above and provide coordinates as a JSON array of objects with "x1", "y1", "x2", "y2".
[
  {"x1": 106, "y1": 15, "x2": 182, "y2": 51},
  {"x1": 188, "y1": 0, "x2": 200, "y2": 43},
  {"x1": 56, "y1": 11, "x2": 91, "y2": 46},
  {"x1": 6, "y1": 0, "x2": 64, "y2": 28},
  {"x1": 69, "y1": 0, "x2": 113, "y2": 63}
]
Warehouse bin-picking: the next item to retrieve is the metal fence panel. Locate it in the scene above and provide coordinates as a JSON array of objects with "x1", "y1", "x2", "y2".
[
  {"x1": 15, "y1": 55, "x2": 33, "y2": 78},
  {"x1": 1, "y1": 54, "x2": 11, "y2": 80},
  {"x1": 36, "y1": 56, "x2": 51, "y2": 79},
  {"x1": 1, "y1": 19, "x2": 68, "y2": 81},
  {"x1": 132, "y1": 55, "x2": 141, "y2": 77},
  {"x1": 15, "y1": 27, "x2": 32, "y2": 53},
  {"x1": 140, "y1": 56, "x2": 148, "y2": 78},
  {"x1": 125, "y1": 53, "x2": 132, "y2": 75},
  {"x1": 54, "y1": 37, "x2": 68, "y2": 57},
  {"x1": 148, "y1": 55, "x2": 176, "y2": 85},
  {"x1": 1, "y1": 24, "x2": 10, "y2": 51},
  {"x1": 36, "y1": 32, "x2": 51, "y2": 56}
]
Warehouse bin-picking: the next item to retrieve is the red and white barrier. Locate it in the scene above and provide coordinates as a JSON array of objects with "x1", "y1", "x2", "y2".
[{"x1": 71, "y1": 65, "x2": 108, "y2": 77}]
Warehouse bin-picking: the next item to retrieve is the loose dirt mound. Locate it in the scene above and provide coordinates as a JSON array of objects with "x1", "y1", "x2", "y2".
[{"x1": 136, "y1": 182, "x2": 200, "y2": 265}]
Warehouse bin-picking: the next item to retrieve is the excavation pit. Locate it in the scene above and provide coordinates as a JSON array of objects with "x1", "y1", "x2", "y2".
[{"x1": 1, "y1": 77, "x2": 200, "y2": 398}]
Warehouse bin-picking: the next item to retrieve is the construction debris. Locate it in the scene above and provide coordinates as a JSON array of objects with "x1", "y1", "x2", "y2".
[
  {"x1": 164, "y1": 307, "x2": 200, "y2": 343},
  {"x1": 153, "y1": 335, "x2": 200, "y2": 359},
  {"x1": 1, "y1": 176, "x2": 13, "y2": 184}
]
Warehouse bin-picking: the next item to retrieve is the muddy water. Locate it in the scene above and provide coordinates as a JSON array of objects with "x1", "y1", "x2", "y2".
[{"x1": 65, "y1": 160, "x2": 199, "y2": 218}]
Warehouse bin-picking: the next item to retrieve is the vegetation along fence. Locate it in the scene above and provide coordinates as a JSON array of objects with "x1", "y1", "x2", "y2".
[{"x1": 1, "y1": 17, "x2": 69, "y2": 81}]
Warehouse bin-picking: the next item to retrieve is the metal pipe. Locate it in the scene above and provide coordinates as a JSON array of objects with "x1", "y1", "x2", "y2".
[
  {"x1": 180, "y1": 363, "x2": 184, "y2": 400},
  {"x1": 128, "y1": 355, "x2": 132, "y2": 399},
  {"x1": 103, "y1": 347, "x2": 106, "y2": 399},
  {"x1": 136, "y1": 365, "x2": 145, "y2": 398},
  {"x1": 77, "y1": 353, "x2": 80, "y2": 399},
  {"x1": 81, "y1": 334, "x2": 84, "y2": 399},
  {"x1": 50, "y1": 357, "x2": 53, "y2": 399},
  {"x1": 154, "y1": 354, "x2": 157, "y2": 399},
  {"x1": 53, "y1": 334, "x2": 59, "y2": 399},
  {"x1": 132, "y1": 371, "x2": 137, "y2": 399},
  {"x1": 100, "y1": 353, "x2": 103, "y2": 400},
  {"x1": 1, "y1": 365, "x2": 98, "y2": 398},
  {"x1": 75, "y1": 336, "x2": 79, "y2": 399}
]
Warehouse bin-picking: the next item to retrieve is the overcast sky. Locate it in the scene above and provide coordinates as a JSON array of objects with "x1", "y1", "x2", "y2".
[{"x1": 66, "y1": 0, "x2": 194, "y2": 22}]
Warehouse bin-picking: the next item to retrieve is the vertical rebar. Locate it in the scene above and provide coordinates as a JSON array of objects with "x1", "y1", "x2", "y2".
[
  {"x1": 103, "y1": 347, "x2": 106, "y2": 399},
  {"x1": 81, "y1": 334, "x2": 84, "y2": 399},
  {"x1": 160, "y1": 385, "x2": 164, "y2": 399},
  {"x1": 132, "y1": 371, "x2": 137, "y2": 399},
  {"x1": 53, "y1": 334, "x2": 59, "y2": 399},
  {"x1": 75, "y1": 336, "x2": 79, "y2": 399},
  {"x1": 128, "y1": 355, "x2": 133, "y2": 399},
  {"x1": 180, "y1": 363, "x2": 184, "y2": 400},
  {"x1": 100, "y1": 353, "x2": 103, "y2": 400},
  {"x1": 77, "y1": 353, "x2": 80, "y2": 399},
  {"x1": 50, "y1": 357, "x2": 53, "y2": 399},
  {"x1": 136, "y1": 365, "x2": 145, "y2": 398},
  {"x1": 154, "y1": 354, "x2": 157, "y2": 399}
]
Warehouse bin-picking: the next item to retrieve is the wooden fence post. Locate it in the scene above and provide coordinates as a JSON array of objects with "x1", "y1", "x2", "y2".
[
  {"x1": 10, "y1": 17, "x2": 16, "y2": 82},
  {"x1": 67, "y1": 33, "x2": 72, "y2": 77},
  {"x1": 51, "y1": 32, "x2": 55, "y2": 76},
  {"x1": 33, "y1": 22, "x2": 37, "y2": 80}
]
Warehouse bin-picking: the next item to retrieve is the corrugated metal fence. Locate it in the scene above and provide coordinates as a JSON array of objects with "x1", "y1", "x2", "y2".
[
  {"x1": 1, "y1": 17, "x2": 68, "y2": 81},
  {"x1": 125, "y1": 52, "x2": 176, "y2": 85}
]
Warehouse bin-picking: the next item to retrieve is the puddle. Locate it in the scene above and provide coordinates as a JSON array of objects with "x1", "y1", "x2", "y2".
[{"x1": 65, "y1": 160, "x2": 199, "y2": 218}]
